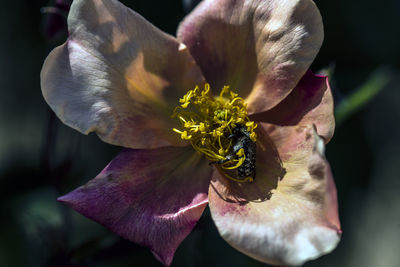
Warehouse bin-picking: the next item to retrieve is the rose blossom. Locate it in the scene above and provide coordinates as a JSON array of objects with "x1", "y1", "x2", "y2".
[{"x1": 41, "y1": 0, "x2": 341, "y2": 265}]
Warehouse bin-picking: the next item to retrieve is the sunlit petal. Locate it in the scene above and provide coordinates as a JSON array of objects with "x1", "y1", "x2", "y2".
[
  {"x1": 41, "y1": 0, "x2": 205, "y2": 149},
  {"x1": 178, "y1": 0, "x2": 323, "y2": 114},
  {"x1": 209, "y1": 125, "x2": 340, "y2": 266}
]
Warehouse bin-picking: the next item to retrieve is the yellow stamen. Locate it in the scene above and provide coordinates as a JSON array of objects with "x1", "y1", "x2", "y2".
[{"x1": 172, "y1": 83, "x2": 257, "y2": 183}]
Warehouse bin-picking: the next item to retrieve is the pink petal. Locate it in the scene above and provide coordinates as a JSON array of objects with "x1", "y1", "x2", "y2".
[
  {"x1": 208, "y1": 125, "x2": 340, "y2": 266},
  {"x1": 250, "y1": 71, "x2": 335, "y2": 142},
  {"x1": 178, "y1": 0, "x2": 324, "y2": 114},
  {"x1": 41, "y1": 0, "x2": 205, "y2": 149},
  {"x1": 58, "y1": 146, "x2": 212, "y2": 266}
]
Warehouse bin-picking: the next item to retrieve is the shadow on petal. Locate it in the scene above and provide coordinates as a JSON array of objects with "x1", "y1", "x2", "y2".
[
  {"x1": 250, "y1": 71, "x2": 335, "y2": 142},
  {"x1": 210, "y1": 125, "x2": 286, "y2": 206},
  {"x1": 179, "y1": 16, "x2": 259, "y2": 101},
  {"x1": 42, "y1": 0, "x2": 205, "y2": 149},
  {"x1": 178, "y1": 0, "x2": 324, "y2": 114},
  {"x1": 208, "y1": 125, "x2": 340, "y2": 266}
]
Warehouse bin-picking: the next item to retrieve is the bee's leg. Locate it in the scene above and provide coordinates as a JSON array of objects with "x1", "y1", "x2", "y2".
[
  {"x1": 209, "y1": 154, "x2": 234, "y2": 165},
  {"x1": 232, "y1": 144, "x2": 242, "y2": 153}
]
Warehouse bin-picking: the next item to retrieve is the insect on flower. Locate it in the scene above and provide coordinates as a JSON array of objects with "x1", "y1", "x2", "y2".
[
  {"x1": 213, "y1": 124, "x2": 257, "y2": 181},
  {"x1": 172, "y1": 84, "x2": 257, "y2": 183},
  {"x1": 41, "y1": 0, "x2": 342, "y2": 266}
]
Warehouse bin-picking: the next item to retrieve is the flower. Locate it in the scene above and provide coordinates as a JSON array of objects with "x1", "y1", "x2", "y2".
[{"x1": 40, "y1": 0, "x2": 341, "y2": 266}]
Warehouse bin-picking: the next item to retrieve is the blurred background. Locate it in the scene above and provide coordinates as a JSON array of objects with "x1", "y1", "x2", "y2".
[{"x1": 0, "y1": 0, "x2": 399, "y2": 266}]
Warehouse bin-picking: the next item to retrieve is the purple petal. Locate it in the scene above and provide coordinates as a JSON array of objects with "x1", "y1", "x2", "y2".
[
  {"x1": 251, "y1": 71, "x2": 335, "y2": 142},
  {"x1": 58, "y1": 146, "x2": 212, "y2": 266}
]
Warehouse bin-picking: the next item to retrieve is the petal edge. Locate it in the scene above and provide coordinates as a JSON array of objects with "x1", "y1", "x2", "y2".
[
  {"x1": 58, "y1": 146, "x2": 212, "y2": 266},
  {"x1": 208, "y1": 125, "x2": 340, "y2": 266}
]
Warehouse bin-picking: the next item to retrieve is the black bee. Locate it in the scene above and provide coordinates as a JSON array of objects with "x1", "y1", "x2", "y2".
[{"x1": 211, "y1": 124, "x2": 256, "y2": 181}]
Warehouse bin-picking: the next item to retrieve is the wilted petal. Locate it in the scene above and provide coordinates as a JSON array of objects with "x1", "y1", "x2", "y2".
[
  {"x1": 178, "y1": 0, "x2": 323, "y2": 114},
  {"x1": 41, "y1": 0, "x2": 205, "y2": 149},
  {"x1": 209, "y1": 125, "x2": 340, "y2": 266},
  {"x1": 251, "y1": 71, "x2": 335, "y2": 142},
  {"x1": 58, "y1": 146, "x2": 211, "y2": 266}
]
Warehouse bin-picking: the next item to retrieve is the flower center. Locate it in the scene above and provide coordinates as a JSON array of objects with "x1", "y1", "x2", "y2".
[{"x1": 172, "y1": 83, "x2": 257, "y2": 183}]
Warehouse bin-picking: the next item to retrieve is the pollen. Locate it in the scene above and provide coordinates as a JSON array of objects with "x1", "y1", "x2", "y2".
[{"x1": 172, "y1": 83, "x2": 257, "y2": 182}]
